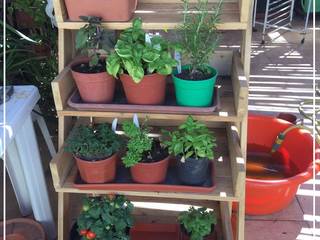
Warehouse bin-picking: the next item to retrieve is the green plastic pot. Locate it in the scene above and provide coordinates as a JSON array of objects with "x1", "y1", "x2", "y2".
[
  {"x1": 302, "y1": 0, "x2": 320, "y2": 13},
  {"x1": 172, "y1": 65, "x2": 218, "y2": 107}
]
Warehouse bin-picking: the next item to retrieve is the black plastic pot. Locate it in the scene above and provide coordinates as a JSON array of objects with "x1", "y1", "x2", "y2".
[
  {"x1": 70, "y1": 223, "x2": 81, "y2": 240},
  {"x1": 177, "y1": 157, "x2": 210, "y2": 186}
]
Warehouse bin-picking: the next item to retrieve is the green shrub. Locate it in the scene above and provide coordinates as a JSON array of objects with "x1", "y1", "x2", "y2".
[
  {"x1": 106, "y1": 18, "x2": 177, "y2": 83},
  {"x1": 121, "y1": 121, "x2": 153, "y2": 167},
  {"x1": 64, "y1": 123, "x2": 122, "y2": 160},
  {"x1": 75, "y1": 16, "x2": 114, "y2": 68},
  {"x1": 178, "y1": 207, "x2": 217, "y2": 240},
  {"x1": 177, "y1": 0, "x2": 223, "y2": 78},
  {"x1": 163, "y1": 116, "x2": 216, "y2": 161}
]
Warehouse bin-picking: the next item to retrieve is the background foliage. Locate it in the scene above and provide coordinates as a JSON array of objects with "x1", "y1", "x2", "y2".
[{"x1": 2, "y1": 0, "x2": 58, "y2": 120}]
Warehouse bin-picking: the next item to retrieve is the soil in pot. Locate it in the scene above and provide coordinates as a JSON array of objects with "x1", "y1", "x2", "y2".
[
  {"x1": 175, "y1": 68, "x2": 214, "y2": 81},
  {"x1": 130, "y1": 140, "x2": 170, "y2": 184},
  {"x1": 173, "y1": 66, "x2": 218, "y2": 107},
  {"x1": 76, "y1": 153, "x2": 118, "y2": 184},
  {"x1": 177, "y1": 157, "x2": 210, "y2": 186},
  {"x1": 71, "y1": 61, "x2": 115, "y2": 103},
  {"x1": 120, "y1": 73, "x2": 167, "y2": 105}
]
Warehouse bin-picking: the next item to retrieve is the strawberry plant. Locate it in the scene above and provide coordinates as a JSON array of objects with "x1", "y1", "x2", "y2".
[{"x1": 77, "y1": 195, "x2": 134, "y2": 240}]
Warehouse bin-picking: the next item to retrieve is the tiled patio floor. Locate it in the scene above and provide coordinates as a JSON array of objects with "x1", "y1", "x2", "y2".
[{"x1": 1, "y1": 16, "x2": 319, "y2": 240}]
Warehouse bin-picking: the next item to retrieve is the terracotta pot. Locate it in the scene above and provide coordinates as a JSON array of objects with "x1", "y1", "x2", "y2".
[
  {"x1": 120, "y1": 73, "x2": 167, "y2": 105},
  {"x1": 71, "y1": 62, "x2": 115, "y2": 103},
  {"x1": 3, "y1": 234, "x2": 26, "y2": 240},
  {"x1": 65, "y1": 0, "x2": 137, "y2": 21},
  {"x1": 75, "y1": 153, "x2": 118, "y2": 183},
  {"x1": 130, "y1": 156, "x2": 170, "y2": 184},
  {"x1": 0, "y1": 218, "x2": 45, "y2": 240}
]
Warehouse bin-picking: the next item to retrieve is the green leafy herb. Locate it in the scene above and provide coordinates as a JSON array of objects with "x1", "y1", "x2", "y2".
[
  {"x1": 106, "y1": 18, "x2": 178, "y2": 83},
  {"x1": 163, "y1": 116, "x2": 216, "y2": 160},
  {"x1": 177, "y1": 0, "x2": 223, "y2": 78},
  {"x1": 77, "y1": 195, "x2": 134, "y2": 240},
  {"x1": 178, "y1": 207, "x2": 217, "y2": 240},
  {"x1": 76, "y1": 16, "x2": 115, "y2": 68},
  {"x1": 121, "y1": 121, "x2": 153, "y2": 167},
  {"x1": 64, "y1": 123, "x2": 122, "y2": 161}
]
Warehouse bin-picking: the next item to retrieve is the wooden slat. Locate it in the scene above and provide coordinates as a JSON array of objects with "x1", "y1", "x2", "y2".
[
  {"x1": 55, "y1": 2, "x2": 247, "y2": 30},
  {"x1": 231, "y1": 51, "x2": 248, "y2": 117},
  {"x1": 50, "y1": 146, "x2": 75, "y2": 189},
  {"x1": 220, "y1": 202, "x2": 234, "y2": 240},
  {"x1": 226, "y1": 123, "x2": 245, "y2": 199},
  {"x1": 57, "y1": 192, "x2": 70, "y2": 240},
  {"x1": 53, "y1": 0, "x2": 67, "y2": 22},
  {"x1": 51, "y1": 62, "x2": 75, "y2": 111}
]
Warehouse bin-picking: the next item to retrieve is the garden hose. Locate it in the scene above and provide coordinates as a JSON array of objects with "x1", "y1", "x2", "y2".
[
  {"x1": 272, "y1": 86, "x2": 319, "y2": 153},
  {"x1": 271, "y1": 125, "x2": 319, "y2": 153}
]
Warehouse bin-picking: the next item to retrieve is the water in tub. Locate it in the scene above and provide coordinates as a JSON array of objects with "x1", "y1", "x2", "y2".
[{"x1": 247, "y1": 144, "x2": 300, "y2": 180}]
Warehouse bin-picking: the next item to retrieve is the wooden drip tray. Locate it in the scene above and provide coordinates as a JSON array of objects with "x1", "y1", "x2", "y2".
[
  {"x1": 73, "y1": 162, "x2": 215, "y2": 193},
  {"x1": 68, "y1": 84, "x2": 220, "y2": 114}
]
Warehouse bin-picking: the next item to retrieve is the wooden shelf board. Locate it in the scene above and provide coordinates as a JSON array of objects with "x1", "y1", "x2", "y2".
[
  {"x1": 52, "y1": 128, "x2": 239, "y2": 202},
  {"x1": 57, "y1": 77, "x2": 241, "y2": 123},
  {"x1": 57, "y1": 2, "x2": 247, "y2": 30}
]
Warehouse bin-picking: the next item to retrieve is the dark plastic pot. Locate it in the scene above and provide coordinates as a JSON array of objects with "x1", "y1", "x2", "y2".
[
  {"x1": 177, "y1": 157, "x2": 210, "y2": 186},
  {"x1": 130, "y1": 156, "x2": 170, "y2": 184},
  {"x1": 172, "y1": 65, "x2": 218, "y2": 107},
  {"x1": 75, "y1": 153, "x2": 118, "y2": 184}
]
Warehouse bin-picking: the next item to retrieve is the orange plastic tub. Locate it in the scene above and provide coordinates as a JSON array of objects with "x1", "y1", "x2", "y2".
[{"x1": 246, "y1": 115, "x2": 320, "y2": 215}]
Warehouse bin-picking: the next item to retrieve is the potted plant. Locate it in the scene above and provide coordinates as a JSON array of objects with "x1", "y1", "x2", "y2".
[
  {"x1": 107, "y1": 18, "x2": 178, "y2": 105},
  {"x1": 75, "y1": 195, "x2": 133, "y2": 240},
  {"x1": 163, "y1": 116, "x2": 216, "y2": 186},
  {"x1": 122, "y1": 120, "x2": 170, "y2": 183},
  {"x1": 178, "y1": 207, "x2": 217, "y2": 240},
  {"x1": 64, "y1": 0, "x2": 137, "y2": 22},
  {"x1": 64, "y1": 123, "x2": 122, "y2": 184},
  {"x1": 72, "y1": 16, "x2": 115, "y2": 103},
  {"x1": 172, "y1": 0, "x2": 223, "y2": 107}
]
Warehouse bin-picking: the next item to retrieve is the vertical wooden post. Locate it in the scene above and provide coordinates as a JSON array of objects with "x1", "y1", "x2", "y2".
[
  {"x1": 58, "y1": 29, "x2": 75, "y2": 71},
  {"x1": 58, "y1": 192, "x2": 70, "y2": 240},
  {"x1": 58, "y1": 116, "x2": 73, "y2": 148}
]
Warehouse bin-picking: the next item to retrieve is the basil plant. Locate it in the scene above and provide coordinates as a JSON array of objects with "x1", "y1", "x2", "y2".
[{"x1": 106, "y1": 18, "x2": 178, "y2": 83}]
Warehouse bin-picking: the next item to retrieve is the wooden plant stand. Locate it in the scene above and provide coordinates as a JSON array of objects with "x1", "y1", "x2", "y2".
[{"x1": 50, "y1": 0, "x2": 253, "y2": 239}]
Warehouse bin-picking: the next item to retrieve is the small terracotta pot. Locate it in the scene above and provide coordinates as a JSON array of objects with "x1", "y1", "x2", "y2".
[
  {"x1": 65, "y1": 0, "x2": 137, "y2": 21},
  {"x1": 130, "y1": 156, "x2": 170, "y2": 184},
  {"x1": 71, "y1": 62, "x2": 115, "y2": 104},
  {"x1": 0, "y1": 218, "x2": 45, "y2": 240},
  {"x1": 120, "y1": 73, "x2": 167, "y2": 105},
  {"x1": 75, "y1": 153, "x2": 118, "y2": 183},
  {"x1": 4, "y1": 234, "x2": 26, "y2": 240}
]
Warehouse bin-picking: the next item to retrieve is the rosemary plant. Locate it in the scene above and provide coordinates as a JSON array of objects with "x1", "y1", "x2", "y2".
[{"x1": 178, "y1": 0, "x2": 223, "y2": 78}]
